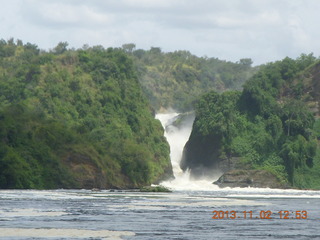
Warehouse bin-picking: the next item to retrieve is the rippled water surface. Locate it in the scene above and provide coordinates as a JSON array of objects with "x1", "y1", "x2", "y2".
[{"x1": 0, "y1": 188, "x2": 320, "y2": 239}]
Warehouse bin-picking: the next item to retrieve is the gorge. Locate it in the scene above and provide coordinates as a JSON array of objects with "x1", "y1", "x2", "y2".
[{"x1": 0, "y1": 39, "x2": 320, "y2": 190}]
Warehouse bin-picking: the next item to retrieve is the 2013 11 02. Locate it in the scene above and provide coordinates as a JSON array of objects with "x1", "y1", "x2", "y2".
[{"x1": 212, "y1": 210, "x2": 308, "y2": 219}]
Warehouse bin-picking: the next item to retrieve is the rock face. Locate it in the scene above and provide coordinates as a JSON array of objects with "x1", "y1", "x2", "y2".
[
  {"x1": 63, "y1": 152, "x2": 108, "y2": 189},
  {"x1": 213, "y1": 170, "x2": 288, "y2": 189},
  {"x1": 180, "y1": 131, "x2": 240, "y2": 178},
  {"x1": 180, "y1": 134, "x2": 223, "y2": 177}
]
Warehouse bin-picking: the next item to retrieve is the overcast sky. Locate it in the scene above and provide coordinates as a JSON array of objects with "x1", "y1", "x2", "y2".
[{"x1": 1, "y1": 0, "x2": 319, "y2": 65}]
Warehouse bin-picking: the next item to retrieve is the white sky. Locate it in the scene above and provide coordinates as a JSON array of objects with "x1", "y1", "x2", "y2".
[{"x1": 1, "y1": 0, "x2": 319, "y2": 65}]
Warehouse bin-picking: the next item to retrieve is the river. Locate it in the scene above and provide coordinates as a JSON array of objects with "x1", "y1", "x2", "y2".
[
  {"x1": 0, "y1": 189, "x2": 320, "y2": 239},
  {"x1": 0, "y1": 113, "x2": 319, "y2": 239}
]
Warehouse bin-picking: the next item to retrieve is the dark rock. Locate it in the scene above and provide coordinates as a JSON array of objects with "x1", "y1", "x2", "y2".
[
  {"x1": 213, "y1": 169, "x2": 289, "y2": 189},
  {"x1": 181, "y1": 130, "x2": 241, "y2": 179},
  {"x1": 181, "y1": 133, "x2": 222, "y2": 176}
]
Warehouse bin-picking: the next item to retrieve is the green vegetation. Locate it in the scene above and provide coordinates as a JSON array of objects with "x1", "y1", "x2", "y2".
[
  {"x1": 123, "y1": 44, "x2": 256, "y2": 111},
  {"x1": 0, "y1": 39, "x2": 172, "y2": 189},
  {"x1": 2, "y1": 38, "x2": 319, "y2": 190},
  {"x1": 189, "y1": 54, "x2": 320, "y2": 189}
]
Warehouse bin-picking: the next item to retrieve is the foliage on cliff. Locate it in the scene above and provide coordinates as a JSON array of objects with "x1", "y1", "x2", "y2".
[
  {"x1": 187, "y1": 54, "x2": 320, "y2": 189},
  {"x1": 0, "y1": 39, "x2": 172, "y2": 189},
  {"x1": 122, "y1": 44, "x2": 256, "y2": 111}
]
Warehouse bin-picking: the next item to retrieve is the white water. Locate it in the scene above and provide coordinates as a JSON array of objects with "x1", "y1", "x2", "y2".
[
  {"x1": 156, "y1": 112, "x2": 222, "y2": 191},
  {"x1": 0, "y1": 228, "x2": 134, "y2": 240},
  {"x1": 2, "y1": 189, "x2": 320, "y2": 240}
]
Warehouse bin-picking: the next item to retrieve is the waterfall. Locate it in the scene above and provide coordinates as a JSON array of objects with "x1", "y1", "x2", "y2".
[{"x1": 156, "y1": 112, "x2": 219, "y2": 191}]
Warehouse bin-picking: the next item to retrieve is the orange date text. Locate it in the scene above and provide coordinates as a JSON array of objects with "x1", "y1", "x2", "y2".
[{"x1": 211, "y1": 210, "x2": 308, "y2": 220}]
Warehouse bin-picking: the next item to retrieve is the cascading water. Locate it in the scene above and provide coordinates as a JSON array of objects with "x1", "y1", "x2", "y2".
[{"x1": 156, "y1": 112, "x2": 220, "y2": 191}]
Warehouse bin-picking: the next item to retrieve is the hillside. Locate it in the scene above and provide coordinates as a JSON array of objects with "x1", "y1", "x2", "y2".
[
  {"x1": 182, "y1": 54, "x2": 320, "y2": 189},
  {"x1": 123, "y1": 44, "x2": 257, "y2": 111},
  {"x1": 0, "y1": 40, "x2": 172, "y2": 189}
]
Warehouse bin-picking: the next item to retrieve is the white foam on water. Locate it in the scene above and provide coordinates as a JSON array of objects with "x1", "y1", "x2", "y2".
[
  {"x1": 226, "y1": 194, "x2": 320, "y2": 199},
  {"x1": 0, "y1": 208, "x2": 66, "y2": 217},
  {"x1": 111, "y1": 204, "x2": 167, "y2": 210},
  {"x1": 112, "y1": 198, "x2": 269, "y2": 208},
  {"x1": 0, "y1": 228, "x2": 135, "y2": 239},
  {"x1": 0, "y1": 190, "x2": 97, "y2": 200},
  {"x1": 223, "y1": 187, "x2": 320, "y2": 198},
  {"x1": 159, "y1": 168, "x2": 225, "y2": 191}
]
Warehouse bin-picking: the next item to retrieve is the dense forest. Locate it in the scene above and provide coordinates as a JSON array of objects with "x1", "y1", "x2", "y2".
[
  {"x1": 0, "y1": 39, "x2": 259, "y2": 189},
  {"x1": 1, "y1": 38, "x2": 320, "y2": 190},
  {"x1": 122, "y1": 43, "x2": 256, "y2": 111},
  {"x1": 182, "y1": 54, "x2": 320, "y2": 189},
  {"x1": 0, "y1": 39, "x2": 172, "y2": 189}
]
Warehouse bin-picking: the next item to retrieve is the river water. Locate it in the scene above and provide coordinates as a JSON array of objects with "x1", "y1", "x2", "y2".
[
  {"x1": 0, "y1": 189, "x2": 320, "y2": 239},
  {"x1": 1, "y1": 113, "x2": 320, "y2": 239}
]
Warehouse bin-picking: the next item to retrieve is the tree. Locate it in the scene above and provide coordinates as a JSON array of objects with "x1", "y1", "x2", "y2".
[
  {"x1": 53, "y1": 42, "x2": 69, "y2": 54},
  {"x1": 122, "y1": 43, "x2": 136, "y2": 54},
  {"x1": 281, "y1": 99, "x2": 314, "y2": 137},
  {"x1": 150, "y1": 47, "x2": 161, "y2": 54},
  {"x1": 239, "y1": 58, "x2": 253, "y2": 68}
]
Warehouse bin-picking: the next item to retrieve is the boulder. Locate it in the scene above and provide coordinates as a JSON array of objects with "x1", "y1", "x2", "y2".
[{"x1": 213, "y1": 169, "x2": 289, "y2": 189}]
